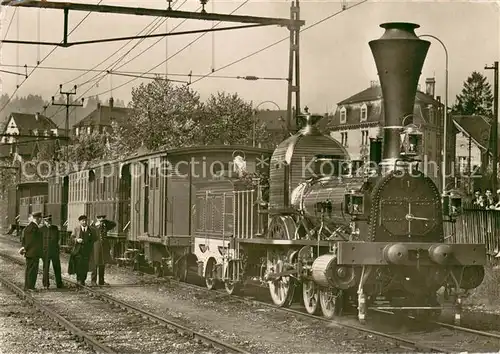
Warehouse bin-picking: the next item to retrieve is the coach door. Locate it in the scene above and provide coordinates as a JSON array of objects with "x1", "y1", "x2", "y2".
[
  {"x1": 143, "y1": 161, "x2": 149, "y2": 234},
  {"x1": 129, "y1": 162, "x2": 143, "y2": 241},
  {"x1": 148, "y1": 157, "x2": 162, "y2": 237},
  {"x1": 118, "y1": 163, "x2": 131, "y2": 237}
]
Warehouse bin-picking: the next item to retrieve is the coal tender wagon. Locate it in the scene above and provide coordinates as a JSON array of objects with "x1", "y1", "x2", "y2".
[
  {"x1": 121, "y1": 146, "x2": 272, "y2": 279},
  {"x1": 190, "y1": 22, "x2": 486, "y2": 325}
]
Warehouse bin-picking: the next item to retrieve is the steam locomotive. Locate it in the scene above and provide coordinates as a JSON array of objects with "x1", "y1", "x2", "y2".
[
  {"x1": 191, "y1": 21, "x2": 486, "y2": 324},
  {"x1": 4, "y1": 22, "x2": 485, "y2": 324}
]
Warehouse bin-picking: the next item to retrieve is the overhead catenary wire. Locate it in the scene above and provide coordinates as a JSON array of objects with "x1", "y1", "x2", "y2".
[
  {"x1": 189, "y1": 0, "x2": 369, "y2": 86},
  {"x1": 86, "y1": 0, "x2": 366, "y2": 98},
  {"x1": 0, "y1": 0, "x2": 105, "y2": 116},
  {"x1": 87, "y1": 0, "x2": 250, "y2": 98},
  {"x1": 44, "y1": 17, "x2": 167, "y2": 120},
  {"x1": 58, "y1": 1, "x2": 244, "y2": 120},
  {"x1": 47, "y1": 0, "x2": 186, "y2": 120},
  {"x1": 0, "y1": 64, "x2": 289, "y2": 81}
]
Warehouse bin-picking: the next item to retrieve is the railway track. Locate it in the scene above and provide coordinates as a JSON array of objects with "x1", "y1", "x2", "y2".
[
  {"x1": 168, "y1": 278, "x2": 500, "y2": 353},
  {"x1": 0, "y1": 253, "x2": 250, "y2": 354},
  {"x1": 1, "y1": 237, "x2": 498, "y2": 353}
]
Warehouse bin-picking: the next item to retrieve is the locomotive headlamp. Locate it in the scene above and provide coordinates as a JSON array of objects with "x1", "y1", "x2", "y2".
[
  {"x1": 442, "y1": 189, "x2": 463, "y2": 218},
  {"x1": 344, "y1": 190, "x2": 365, "y2": 215},
  {"x1": 400, "y1": 124, "x2": 423, "y2": 157}
]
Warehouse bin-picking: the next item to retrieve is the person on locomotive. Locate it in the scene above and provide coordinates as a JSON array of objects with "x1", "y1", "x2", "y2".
[
  {"x1": 69, "y1": 215, "x2": 98, "y2": 286},
  {"x1": 19, "y1": 212, "x2": 43, "y2": 291},
  {"x1": 89, "y1": 215, "x2": 116, "y2": 286},
  {"x1": 40, "y1": 215, "x2": 64, "y2": 289}
]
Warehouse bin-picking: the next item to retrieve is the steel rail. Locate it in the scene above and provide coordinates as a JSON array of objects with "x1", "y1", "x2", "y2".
[
  {"x1": 0, "y1": 275, "x2": 116, "y2": 354},
  {"x1": 170, "y1": 280, "x2": 445, "y2": 353},
  {"x1": 0, "y1": 251, "x2": 250, "y2": 354},
  {"x1": 170, "y1": 277, "x2": 500, "y2": 351}
]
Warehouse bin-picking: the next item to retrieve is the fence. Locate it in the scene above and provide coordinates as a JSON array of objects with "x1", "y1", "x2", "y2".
[{"x1": 444, "y1": 206, "x2": 500, "y2": 259}]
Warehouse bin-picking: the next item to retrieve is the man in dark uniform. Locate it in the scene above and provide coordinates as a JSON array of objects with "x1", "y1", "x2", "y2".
[
  {"x1": 89, "y1": 215, "x2": 116, "y2": 286},
  {"x1": 70, "y1": 215, "x2": 97, "y2": 286},
  {"x1": 41, "y1": 215, "x2": 64, "y2": 289},
  {"x1": 19, "y1": 212, "x2": 43, "y2": 291}
]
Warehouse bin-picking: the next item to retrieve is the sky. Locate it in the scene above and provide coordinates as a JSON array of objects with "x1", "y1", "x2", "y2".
[{"x1": 0, "y1": 0, "x2": 498, "y2": 116}]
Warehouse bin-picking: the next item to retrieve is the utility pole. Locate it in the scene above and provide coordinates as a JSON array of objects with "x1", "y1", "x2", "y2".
[
  {"x1": 286, "y1": 0, "x2": 301, "y2": 133},
  {"x1": 51, "y1": 84, "x2": 84, "y2": 161},
  {"x1": 485, "y1": 61, "x2": 499, "y2": 192}
]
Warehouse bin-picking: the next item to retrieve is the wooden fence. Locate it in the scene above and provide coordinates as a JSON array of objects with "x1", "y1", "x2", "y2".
[{"x1": 444, "y1": 207, "x2": 500, "y2": 259}]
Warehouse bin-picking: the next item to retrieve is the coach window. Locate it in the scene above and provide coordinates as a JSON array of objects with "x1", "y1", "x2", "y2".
[{"x1": 155, "y1": 167, "x2": 160, "y2": 189}]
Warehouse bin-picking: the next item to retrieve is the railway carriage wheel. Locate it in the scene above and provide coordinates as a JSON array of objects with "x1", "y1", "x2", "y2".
[
  {"x1": 319, "y1": 288, "x2": 342, "y2": 319},
  {"x1": 174, "y1": 256, "x2": 188, "y2": 282},
  {"x1": 302, "y1": 280, "x2": 320, "y2": 315},
  {"x1": 205, "y1": 258, "x2": 218, "y2": 290},
  {"x1": 225, "y1": 260, "x2": 242, "y2": 295},
  {"x1": 153, "y1": 261, "x2": 163, "y2": 277},
  {"x1": 268, "y1": 260, "x2": 295, "y2": 307}
]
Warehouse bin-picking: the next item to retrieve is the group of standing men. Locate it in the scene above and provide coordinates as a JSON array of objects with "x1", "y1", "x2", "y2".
[
  {"x1": 69, "y1": 214, "x2": 116, "y2": 286},
  {"x1": 20, "y1": 212, "x2": 116, "y2": 290}
]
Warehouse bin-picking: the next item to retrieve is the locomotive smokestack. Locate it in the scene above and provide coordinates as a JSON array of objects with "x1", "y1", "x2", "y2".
[{"x1": 369, "y1": 22, "x2": 430, "y2": 172}]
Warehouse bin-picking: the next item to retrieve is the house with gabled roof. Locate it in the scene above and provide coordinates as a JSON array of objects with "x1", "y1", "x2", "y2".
[
  {"x1": 327, "y1": 78, "x2": 446, "y2": 189},
  {"x1": 0, "y1": 112, "x2": 62, "y2": 163},
  {"x1": 73, "y1": 97, "x2": 130, "y2": 137},
  {"x1": 452, "y1": 115, "x2": 500, "y2": 176}
]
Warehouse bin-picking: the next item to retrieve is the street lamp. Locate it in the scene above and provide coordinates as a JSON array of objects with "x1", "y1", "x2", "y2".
[
  {"x1": 252, "y1": 100, "x2": 282, "y2": 147},
  {"x1": 419, "y1": 34, "x2": 449, "y2": 193}
]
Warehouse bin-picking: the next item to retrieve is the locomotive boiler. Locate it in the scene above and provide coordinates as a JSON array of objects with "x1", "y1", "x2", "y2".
[{"x1": 251, "y1": 22, "x2": 486, "y2": 324}]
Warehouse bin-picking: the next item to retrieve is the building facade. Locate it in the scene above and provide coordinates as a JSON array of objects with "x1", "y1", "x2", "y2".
[
  {"x1": 328, "y1": 78, "x2": 445, "y2": 188},
  {"x1": 73, "y1": 97, "x2": 130, "y2": 137},
  {"x1": 0, "y1": 112, "x2": 61, "y2": 162}
]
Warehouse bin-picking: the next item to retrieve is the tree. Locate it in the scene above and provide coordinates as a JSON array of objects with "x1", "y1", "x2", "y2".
[
  {"x1": 105, "y1": 120, "x2": 136, "y2": 160},
  {"x1": 452, "y1": 71, "x2": 493, "y2": 117},
  {"x1": 124, "y1": 78, "x2": 203, "y2": 151},
  {"x1": 66, "y1": 131, "x2": 107, "y2": 164},
  {"x1": 198, "y1": 92, "x2": 271, "y2": 146}
]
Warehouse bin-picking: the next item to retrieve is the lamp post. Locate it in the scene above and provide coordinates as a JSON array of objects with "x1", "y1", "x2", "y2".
[
  {"x1": 253, "y1": 100, "x2": 282, "y2": 147},
  {"x1": 419, "y1": 34, "x2": 448, "y2": 193}
]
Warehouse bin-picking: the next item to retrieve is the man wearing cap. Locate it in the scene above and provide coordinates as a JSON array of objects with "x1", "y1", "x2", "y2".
[
  {"x1": 19, "y1": 212, "x2": 43, "y2": 291},
  {"x1": 70, "y1": 215, "x2": 98, "y2": 286},
  {"x1": 89, "y1": 215, "x2": 116, "y2": 286},
  {"x1": 40, "y1": 215, "x2": 63, "y2": 289}
]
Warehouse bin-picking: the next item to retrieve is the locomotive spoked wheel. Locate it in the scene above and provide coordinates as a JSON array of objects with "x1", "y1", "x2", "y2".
[
  {"x1": 319, "y1": 288, "x2": 342, "y2": 319},
  {"x1": 302, "y1": 280, "x2": 320, "y2": 315},
  {"x1": 268, "y1": 260, "x2": 295, "y2": 307}
]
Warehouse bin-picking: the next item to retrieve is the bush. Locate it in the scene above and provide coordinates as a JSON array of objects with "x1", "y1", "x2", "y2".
[{"x1": 464, "y1": 263, "x2": 500, "y2": 312}]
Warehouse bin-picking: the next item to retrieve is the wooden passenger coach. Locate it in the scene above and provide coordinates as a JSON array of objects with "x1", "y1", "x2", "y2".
[
  {"x1": 47, "y1": 175, "x2": 69, "y2": 232},
  {"x1": 67, "y1": 170, "x2": 90, "y2": 231},
  {"x1": 17, "y1": 182, "x2": 48, "y2": 226}
]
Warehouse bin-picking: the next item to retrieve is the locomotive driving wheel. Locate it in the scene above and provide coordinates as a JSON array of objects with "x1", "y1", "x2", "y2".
[
  {"x1": 303, "y1": 280, "x2": 320, "y2": 315},
  {"x1": 268, "y1": 260, "x2": 295, "y2": 307},
  {"x1": 319, "y1": 288, "x2": 342, "y2": 319}
]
